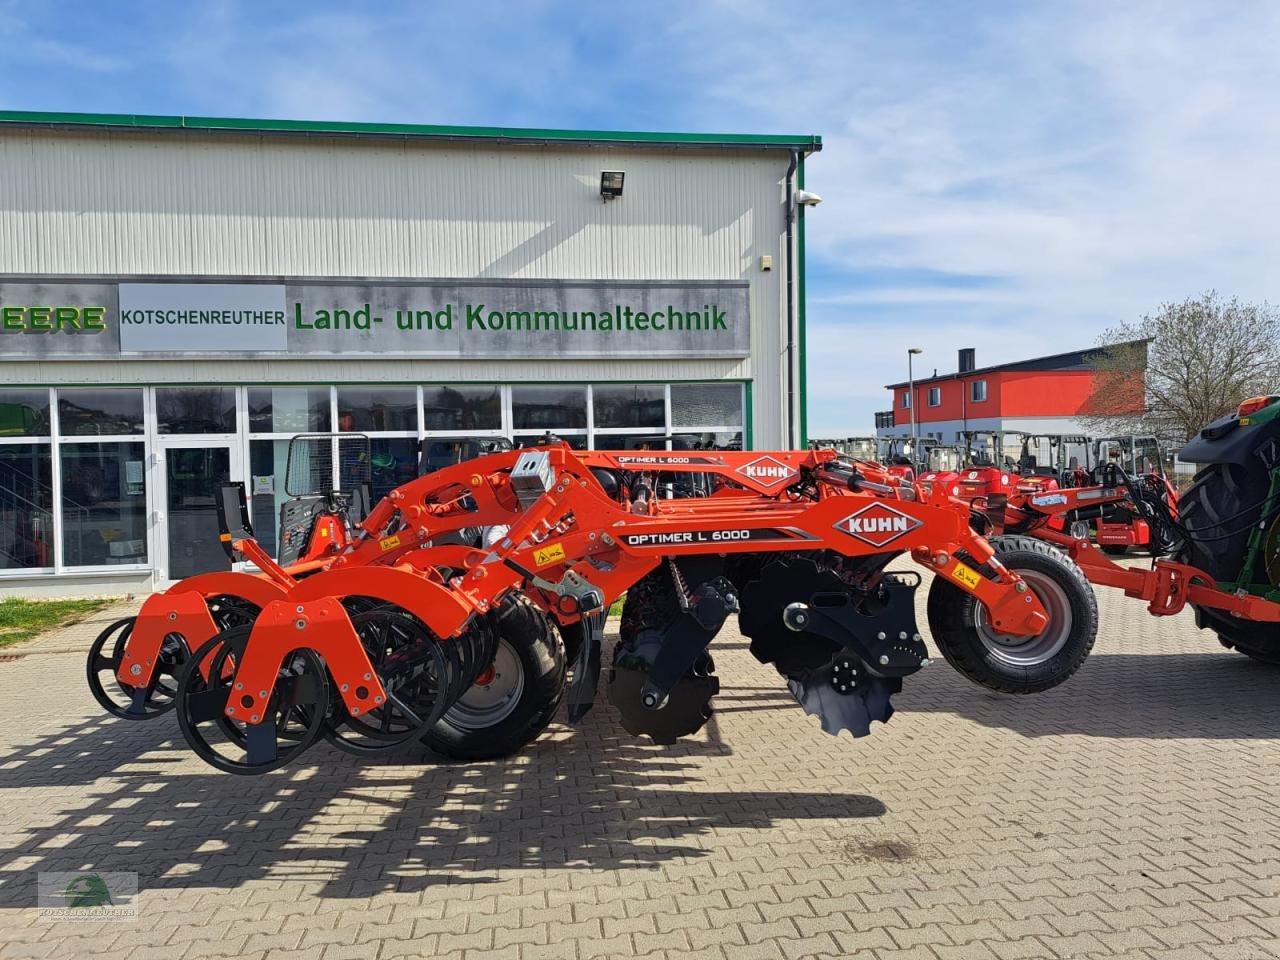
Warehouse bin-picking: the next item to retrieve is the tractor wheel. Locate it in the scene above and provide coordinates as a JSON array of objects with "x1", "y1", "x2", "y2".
[
  {"x1": 423, "y1": 596, "x2": 566, "y2": 761},
  {"x1": 1176, "y1": 460, "x2": 1280, "y2": 662},
  {"x1": 927, "y1": 536, "x2": 1098, "y2": 694}
]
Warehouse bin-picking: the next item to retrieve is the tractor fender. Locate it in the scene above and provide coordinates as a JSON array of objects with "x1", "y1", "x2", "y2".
[{"x1": 1180, "y1": 410, "x2": 1280, "y2": 466}]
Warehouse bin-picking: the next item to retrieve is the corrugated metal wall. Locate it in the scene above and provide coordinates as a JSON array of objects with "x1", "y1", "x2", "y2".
[{"x1": 0, "y1": 130, "x2": 790, "y2": 444}]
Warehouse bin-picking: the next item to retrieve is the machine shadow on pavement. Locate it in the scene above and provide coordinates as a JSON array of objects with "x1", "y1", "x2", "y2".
[
  {"x1": 0, "y1": 704, "x2": 886, "y2": 907},
  {"x1": 898, "y1": 647, "x2": 1280, "y2": 740}
]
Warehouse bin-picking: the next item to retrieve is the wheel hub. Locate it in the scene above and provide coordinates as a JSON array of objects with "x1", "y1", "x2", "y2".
[
  {"x1": 441, "y1": 638, "x2": 525, "y2": 731},
  {"x1": 973, "y1": 570, "x2": 1073, "y2": 666}
]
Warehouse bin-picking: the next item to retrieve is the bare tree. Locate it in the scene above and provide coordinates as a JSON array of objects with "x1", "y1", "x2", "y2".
[{"x1": 1082, "y1": 292, "x2": 1280, "y2": 441}]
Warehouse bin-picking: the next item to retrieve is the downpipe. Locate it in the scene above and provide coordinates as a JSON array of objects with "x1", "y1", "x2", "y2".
[{"x1": 784, "y1": 149, "x2": 798, "y2": 450}]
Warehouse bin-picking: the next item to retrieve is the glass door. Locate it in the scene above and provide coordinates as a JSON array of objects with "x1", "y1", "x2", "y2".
[{"x1": 156, "y1": 441, "x2": 240, "y2": 582}]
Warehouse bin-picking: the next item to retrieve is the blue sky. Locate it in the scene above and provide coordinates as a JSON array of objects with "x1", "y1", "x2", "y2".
[{"x1": 3, "y1": 1, "x2": 1278, "y2": 435}]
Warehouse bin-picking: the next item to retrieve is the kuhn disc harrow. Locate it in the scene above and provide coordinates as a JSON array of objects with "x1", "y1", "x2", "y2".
[{"x1": 88, "y1": 438, "x2": 1098, "y2": 774}]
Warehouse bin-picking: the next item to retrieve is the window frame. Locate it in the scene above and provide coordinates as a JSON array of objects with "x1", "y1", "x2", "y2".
[{"x1": 927, "y1": 386, "x2": 941, "y2": 407}]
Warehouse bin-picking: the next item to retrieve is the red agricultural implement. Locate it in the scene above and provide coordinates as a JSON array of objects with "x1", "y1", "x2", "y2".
[
  {"x1": 87, "y1": 440, "x2": 1100, "y2": 774},
  {"x1": 86, "y1": 396, "x2": 1280, "y2": 776}
]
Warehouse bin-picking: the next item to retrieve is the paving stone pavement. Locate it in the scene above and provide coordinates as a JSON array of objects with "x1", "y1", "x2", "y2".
[{"x1": 1, "y1": 572, "x2": 1279, "y2": 960}]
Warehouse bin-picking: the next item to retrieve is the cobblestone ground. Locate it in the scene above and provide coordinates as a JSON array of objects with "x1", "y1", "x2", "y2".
[{"x1": 2, "y1": 575, "x2": 1280, "y2": 960}]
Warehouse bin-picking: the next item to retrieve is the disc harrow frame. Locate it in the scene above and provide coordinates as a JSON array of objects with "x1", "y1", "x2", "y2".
[{"x1": 89, "y1": 443, "x2": 1094, "y2": 773}]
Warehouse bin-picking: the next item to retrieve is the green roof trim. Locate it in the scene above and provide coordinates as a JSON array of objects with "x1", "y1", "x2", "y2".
[{"x1": 0, "y1": 109, "x2": 821, "y2": 152}]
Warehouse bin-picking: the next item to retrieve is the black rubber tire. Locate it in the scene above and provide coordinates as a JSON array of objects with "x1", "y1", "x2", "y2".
[
  {"x1": 1176, "y1": 460, "x2": 1279, "y2": 661},
  {"x1": 926, "y1": 535, "x2": 1098, "y2": 694},
  {"x1": 423, "y1": 596, "x2": 566, "y2": 761},
  {"x1": 1101, "y1": 544, "x2": 1130, "y2": 556}
]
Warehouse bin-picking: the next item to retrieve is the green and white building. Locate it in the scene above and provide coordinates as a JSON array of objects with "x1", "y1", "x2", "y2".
[{"x1": 0, "y1": 110, "x2": 820, "y2": 593}]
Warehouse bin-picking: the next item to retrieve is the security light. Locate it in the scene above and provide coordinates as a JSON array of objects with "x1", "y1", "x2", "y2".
[
  {"x1": 600, "y1": 171, "x2": 625, "y2": 200},
  {"x1": 794, "y1": 189, "x2": 823, "y2": 206}
]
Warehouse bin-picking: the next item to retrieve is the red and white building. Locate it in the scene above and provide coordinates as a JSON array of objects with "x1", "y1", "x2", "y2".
[{"x1": 875, "y1": 343, "x2": 1147, "y2": 444}]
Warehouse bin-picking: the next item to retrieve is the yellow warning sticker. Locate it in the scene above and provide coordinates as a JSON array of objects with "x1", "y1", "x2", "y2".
[
  {"x1": 950, "y1": 562, "x2": 981, "y2": 590},
  {"x1": 379, "y1": 535, "x2": 402, "y2": 551},
  {"x1": 534, "y1": 543, "x2": 566, "y2": 567}
]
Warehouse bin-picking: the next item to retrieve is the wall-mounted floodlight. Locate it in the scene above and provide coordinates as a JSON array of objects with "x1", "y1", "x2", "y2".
[
  {"x1": 600, "y1": 170, "x2": 625, "y2": 201},
  {"x1": 794, "y1": 189, "x2": 823, "y2": 206}
]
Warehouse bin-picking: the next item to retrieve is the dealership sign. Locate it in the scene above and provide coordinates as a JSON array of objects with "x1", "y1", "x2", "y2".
[{"x1": 0, "y1": 277, "x2": 750, "y2": 360}]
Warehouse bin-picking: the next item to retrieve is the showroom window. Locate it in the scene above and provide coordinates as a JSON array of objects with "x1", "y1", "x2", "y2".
[
  {"x1": 591, "y1": 384, "x2": 667, "y2": 450},
  {"x1": 367, "y1": 437, "x2": 420, "y2": 501},
  {"x1": 0, "y1": 389, "x2": 54, "y2": 570},
  {"x1": 666, "y1": 383, "x2": 744, "y2": 450},
  {"x1": 248, "y1": 438, "x2": 292, "y2": 558},
  {"x1": 57, "y1": 386, "x2": 149, "y2": 568},
  {"x1": 248, "y1": 387, "x2": 331, "y2": 434},
  {"x1": 336, "y1": 386, "x2": 417, "y2": 432},
  {"x1": 0, "y1": 381, "x2": 751, "y2": 575},
  {"x1": 57, "y1": 388, "x2": 148, "y2": 569},
  {"x1": 57, "y1": 388, "x2": 144, "y2": 437},
  {"x1": 422, "y1": 385, "x2": 502, "y2": 432},
  {"x1": 512, "y1": 385, "x2": 588, "y2": 449},
  {"x1": 157, "y1": 387, "x2": 237, "y2": 434},
  {"x1": 593, "y1": 385, "x2": 665, "y2": 429}
]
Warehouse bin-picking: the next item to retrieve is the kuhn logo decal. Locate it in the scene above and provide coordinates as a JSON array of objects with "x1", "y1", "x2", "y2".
[
  {"x1": 736, "y1": 456, "x2": 794, "y2": 487},
  {"x1": 833, "y1": 504, "x2": 924, "y2": 548}
]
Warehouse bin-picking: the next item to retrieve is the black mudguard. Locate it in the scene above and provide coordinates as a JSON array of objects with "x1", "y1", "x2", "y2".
[{"x1": 1180, "y1": 411, "x2": 1280, "y2": 466}]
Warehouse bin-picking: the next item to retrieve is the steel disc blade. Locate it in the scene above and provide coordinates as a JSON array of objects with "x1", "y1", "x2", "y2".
[{"x1": 787, "y1": 667, "x2": 900, "y2": 739}]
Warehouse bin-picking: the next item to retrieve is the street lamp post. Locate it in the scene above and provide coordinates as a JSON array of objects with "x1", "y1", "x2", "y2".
[{"x1": 907, "y1": 347, "x2": 923, "y2": 469}]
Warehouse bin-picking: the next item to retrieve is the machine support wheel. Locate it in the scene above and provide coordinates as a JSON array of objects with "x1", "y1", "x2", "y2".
[
  {"x1": 423, "y1": 596, "x2": 566, "y2": 761},
  {"x1": 85, "y1": 595, "x2": 261, "y2": 721},
  {"x1": 86, "y1": 618, "x2": 189, "y2": 720},
  {"x1": 926, "y1": 536, "x2": 1098, "y2": 694},
  {"x1": 175, "y1": 627, "x2": 329, "y2": 775}
]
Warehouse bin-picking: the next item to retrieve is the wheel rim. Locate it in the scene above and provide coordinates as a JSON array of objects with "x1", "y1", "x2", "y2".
[
  {"x1": 972, "y1": 570, "x2": 1073, "y2": 666},
  {"x1": 441, "y1": 638, "x2": 525, "y2": 731}
]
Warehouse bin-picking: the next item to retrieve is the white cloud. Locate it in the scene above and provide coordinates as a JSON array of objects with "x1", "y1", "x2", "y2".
[
  {"x1": 5, "y1": 0, "x2": 1276, "y2": 438},
  {"x1": 651, "y1": 2, "x2": 1280, "y2": 434}
]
